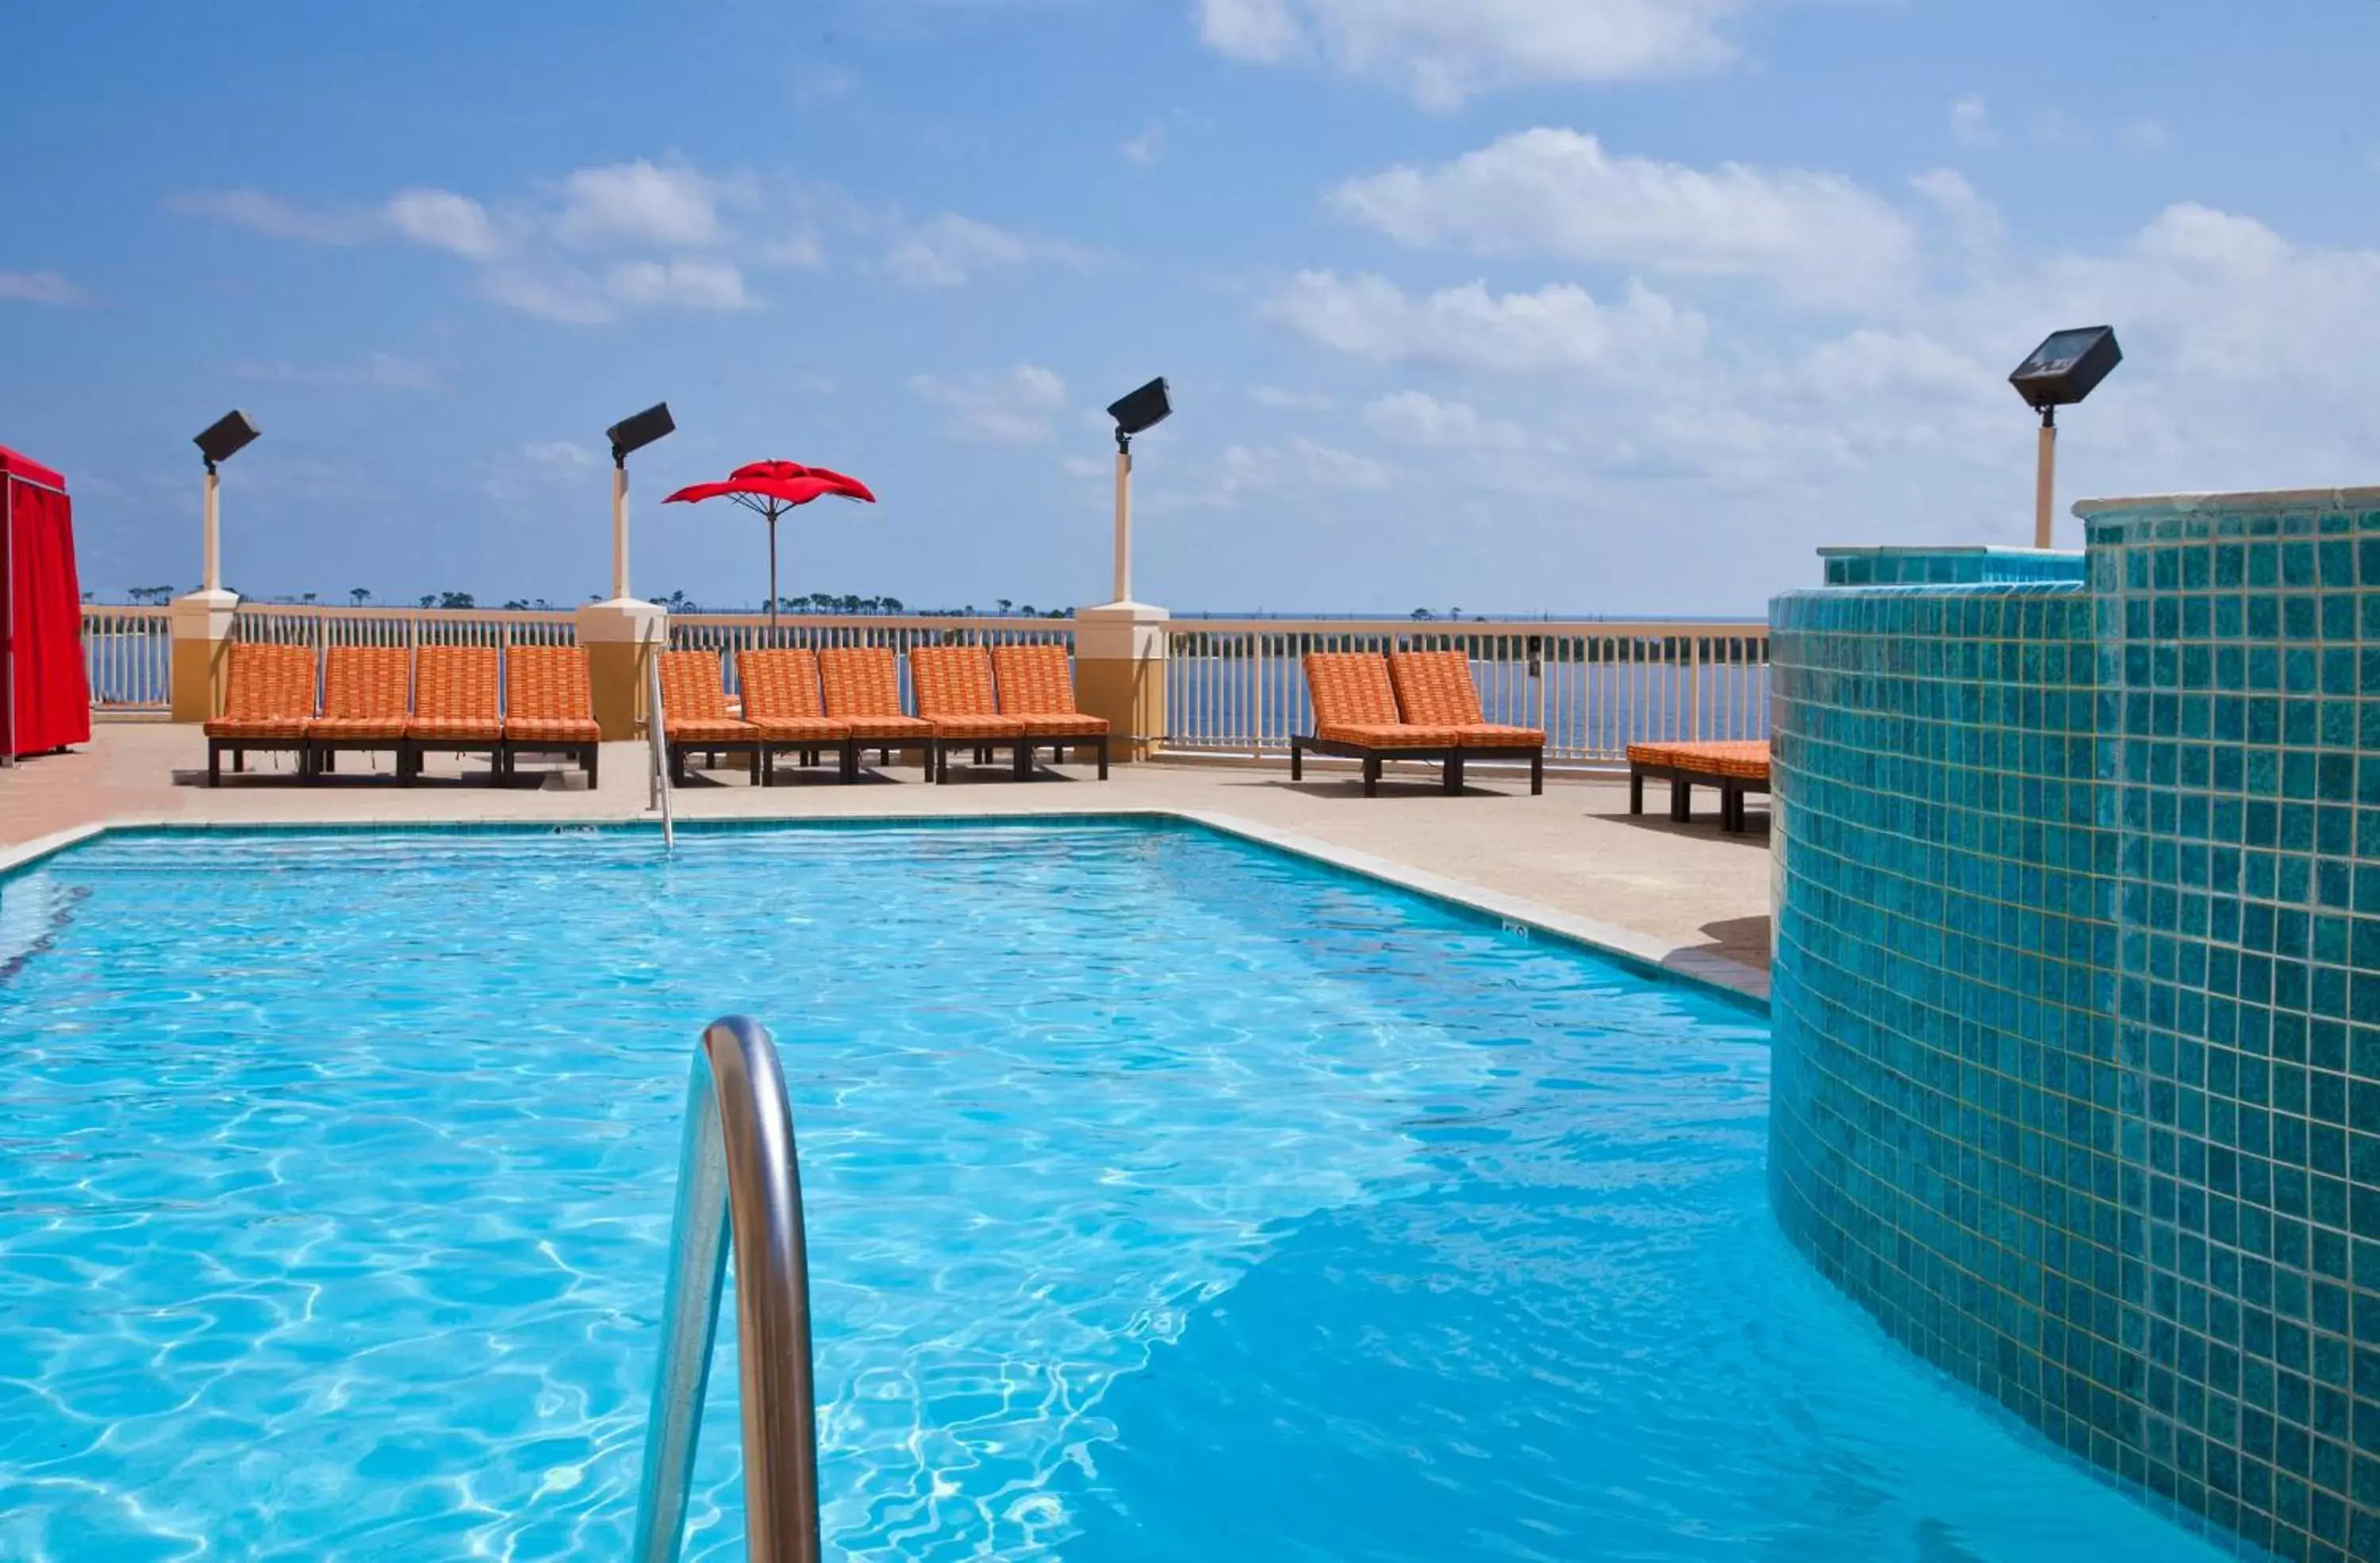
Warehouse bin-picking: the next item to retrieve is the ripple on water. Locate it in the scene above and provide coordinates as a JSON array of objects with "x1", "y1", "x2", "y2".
[{"x1": 0, "y1": 826, "x2": 2237, "y2": 1562}]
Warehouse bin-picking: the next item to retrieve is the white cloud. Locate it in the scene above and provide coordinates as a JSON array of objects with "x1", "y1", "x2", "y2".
[
  {"x1": 174, "y1": 159, "x2": 777, "y2": 326},
  {"x1": 482, "y1": 440, "x2": 605, "y2": 507},
  {"x1": 474, "y1": 258, "x2": 754, "y2": 324},
  {"x1": 555, "y1": 159, "x2": 735, "y2": 249},
  {"x1": 1797, "y1": 330, "x2": 1997, "y2": 405},
  {"x1": 1910, "y1": 168, "x2": 2003, "y2": 255},
  {"x1": 1195, "y1": 0, "x2": 1745, "y2": 108},
  {"x1": 908, "y1": 365, "x2": 1071, "y2": 443},
  {"x1": 793, "y1": 65, "x2": 857, "y2": 106},
  {"x1": 1260, "y1": 270, "x2": 1704, "y2": 375},
  {"x1": 1215, "y1": 436, "x2": 1394, "y2": 501},
  {"x1": 885, "y1": 214, "x2": 1092, "y2": 288},
  {"x1": 2036, "y1": 203, "x2": 2380, "y2": 391},
  {"x1": 1363, "y1": 390, "x2": 1532, "y2": 450},
  {"x1": 760, "y1": 233, "x2": 826, "y2": 268},
  {"x1": 2124, "y1": 119, "x2": 2171, "y2": 153},
  {"x1": 386, "y1": 188, "x2": 509, "y2": 259},
  {"x1": 228, "y1": 353, "x2": 440, "y2": 391},
  {"x1": 166, "y1": 188, "x2": 378, "y2": 244},
  {"x1": 476, "y1": 267, "x2": 614, "y2": 325},
  {"x1": 605, "y1": 259, "x2": 754, "y2": 311},
  {"x1": 1196, "y1": 0, "x2": 1302, "y2": 60},
  {"x1": 1950, "y1": 94, "x2": 1992, "y2": 146},
  {"x1": 1121, "y1": 122, "x2": 1167, "y2": 167},
  {"x1": 1250, "y1": 384, "x2": 1334, "y2": 410},
  {"x1": 0, "y1": 271, "x2": 80, "y2": 305},
  {"x1": 1330, "y1": 129, "x2": 1914, "y2": 305}
]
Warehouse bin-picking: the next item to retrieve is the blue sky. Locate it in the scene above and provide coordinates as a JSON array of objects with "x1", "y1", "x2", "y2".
[{"x1": 5, "y1": 0, "x2": 2378, "y2": 615}]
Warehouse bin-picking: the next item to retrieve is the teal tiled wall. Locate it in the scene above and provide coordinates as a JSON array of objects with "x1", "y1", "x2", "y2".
[
  {"x1": 1819, "y1": 546, "x2": 2089, "y2": 587},
  {"x1": 1772, "y1": 507, "x2": 2380, "y2": 1561}
]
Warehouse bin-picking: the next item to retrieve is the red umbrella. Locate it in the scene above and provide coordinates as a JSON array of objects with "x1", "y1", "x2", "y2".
[{"x1": 663, "y1": 460, "x2": 877, "y2": 626}]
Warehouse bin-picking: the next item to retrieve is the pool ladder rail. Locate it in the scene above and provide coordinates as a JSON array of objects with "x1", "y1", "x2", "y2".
[
  {"x1": 645, "y1": 631, "x2": 676, "y2": 852},
  {"x1": 631, "y1": 1017, "x2": 822, "y2": 1563}
]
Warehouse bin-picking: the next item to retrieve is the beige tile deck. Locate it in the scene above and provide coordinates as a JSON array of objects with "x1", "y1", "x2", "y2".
[{"x1": 2, "y1": 722, "x2": 1773, "y2": 997}]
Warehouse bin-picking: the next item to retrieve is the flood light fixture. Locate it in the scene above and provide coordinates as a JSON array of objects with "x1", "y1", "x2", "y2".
[
  {"x1": 1106, "y1": 378, "x2": 1172, "y2": 449},
  {"x1": 191, "y1": 411, "x2": 260, "y2": 596},
  {"x1": 194, "y1": 410, "x2": 259, "y2": 471},
  {"x1": 607, "y1": 402, "x2": 677, "y2": 466},
  {"x1": 1104, "y1": 378, "x2": 1172, "y2": 605},
  {"x1": 604, "y1": 401, "x2": 675, "y2": 601},
  {"x1": 2009, "y1": 327, "x2": 2121, "y2": 547}
]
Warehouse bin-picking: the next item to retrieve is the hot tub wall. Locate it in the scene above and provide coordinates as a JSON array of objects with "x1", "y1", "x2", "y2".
[{"x1": 1771, "y1": 500, "x2": 2380, "y2": 1563}]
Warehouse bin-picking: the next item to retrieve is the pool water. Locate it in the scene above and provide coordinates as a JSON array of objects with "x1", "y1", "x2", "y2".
[{"x1": 0, "y1": 823, "x2": 2235, "y2": 1562}]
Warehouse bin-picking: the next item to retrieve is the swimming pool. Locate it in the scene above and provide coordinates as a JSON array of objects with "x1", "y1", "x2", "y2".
[{"x1": 0, "y1": 820, "x2": 2240, "y2": 1561}]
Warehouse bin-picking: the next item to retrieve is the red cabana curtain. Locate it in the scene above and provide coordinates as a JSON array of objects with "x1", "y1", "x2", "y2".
[{"x1": 2, "y1": 444, "x2": 92, "y2": 758}]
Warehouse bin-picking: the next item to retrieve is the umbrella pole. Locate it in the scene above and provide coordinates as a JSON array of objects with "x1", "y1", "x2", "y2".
[{"x1": 768, "y1": 513, "x2": 780, "y2": 633}]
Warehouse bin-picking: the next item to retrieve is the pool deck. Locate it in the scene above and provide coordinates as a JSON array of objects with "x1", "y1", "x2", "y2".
[{"x1": 1, "y1": 724, "x2": 1774, "y2": 1000}]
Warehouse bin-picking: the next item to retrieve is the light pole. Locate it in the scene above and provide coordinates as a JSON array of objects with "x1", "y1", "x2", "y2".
[
  {"x1": 605, "y1": 402, "x2": 676, "y2": 601},
  {"x1": 192, "y1": 411, "x2": 259, "y2": 593},
  {"x1": 2009, "y1": 327, "x2": 2121, "y2": 549},
  {"x1": 1104, "y1": 378, "x2": 1171, "y2": 604}
]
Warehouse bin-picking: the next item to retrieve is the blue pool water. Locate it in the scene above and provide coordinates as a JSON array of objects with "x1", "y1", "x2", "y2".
[{"x1": 0, "y1": 822, "x2": 2236, "y2": 1562}]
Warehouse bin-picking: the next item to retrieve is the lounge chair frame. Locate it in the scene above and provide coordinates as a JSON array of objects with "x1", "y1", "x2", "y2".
[
  {"x1": 309, "y1": 735, "x2": 407, "y2": 782},
  {"x1": 207, "y1": 736, "x2": 311, "y2": 785},
  {"x1": 670, "y1": 742, "x2": 762, "y2": 787},
  {"x1": 498, "y1": 738, "x2": 601, "y2": 786},
  {"x1": 1291, "y1": 735, "x2": 1484, "y2": 797},
  {"x1": 1628, "y1": 751, "x2": 1769, "y2": 833},
  {"x1": 923, "y1": 734, "x2": 1035, "y2": 785}
]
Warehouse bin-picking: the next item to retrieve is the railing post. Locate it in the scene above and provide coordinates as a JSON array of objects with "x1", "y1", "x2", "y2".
[
  {"x1": 1687, "y1": 635, "x2": 1703, "y2": 740},
  {"x1": 1252, "y1": 632, "x2": 1265, "y2": 759},
  {"x1": 167, "y1": 590, "x2": 240, "y2": 722},
  {"x1": 1073, "y1": 601, "x2": 1169, "y2": 762}
]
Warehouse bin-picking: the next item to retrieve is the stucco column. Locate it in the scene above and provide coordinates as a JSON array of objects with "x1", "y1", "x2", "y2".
[
  {"x1": 1073, "y1": 600, "x2": 1168, "y2": 762},
  {"x1": 575, "y1": 597, "x2": 667, "y2": 743},
  {"x1": 168, "y1": 589, "x2": 239, "y2": 722}
]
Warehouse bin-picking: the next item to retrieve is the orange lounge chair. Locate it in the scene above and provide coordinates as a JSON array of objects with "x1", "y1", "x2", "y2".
[
  {"x1": 501, "y1": 644, "x2": 601, "y2": 785},
  {"x1": 991, "y1": 643, "x2": 1110, "y2": 780},
  {"x1": 658, "y1": 649, "x2": 762, "y2": 785},
  {"x1": 308, "y1": 646, "x2": 411, "y2": 781},
  {"x1": 735, "y1": 648, "x2": 853, "y2": 783},
  {"x1": 1627, "y1": 740, "x2": 1770, "y2": 833},
  {"x1": 1387, "y1": 649, "x2": 1545, "y2": 796},
  {"x1": 204, "y1": 642, "x2": 317, "y2": 785},
  {"x1": 818, "y1": 647, "x2": 933, "y2": 778},
  {"x1": 405, "y1": 645, "x2": 503, "y2": 783},
  {"x1": 908, "y1": 645, "x2": 1033, "y2": 784},
  {"x1": 1292, "y1": 651, "x2": 1466, "y2": 797}
]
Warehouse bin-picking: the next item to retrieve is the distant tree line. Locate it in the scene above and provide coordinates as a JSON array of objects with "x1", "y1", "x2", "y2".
[{"x1": 95, "y1": 586, "x2": 1072, "y2": 617}]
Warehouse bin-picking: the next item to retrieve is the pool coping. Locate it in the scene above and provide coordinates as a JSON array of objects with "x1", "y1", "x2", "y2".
[{"x1": 0, "y1": 811, "x2": 1772, "y2": 1011}]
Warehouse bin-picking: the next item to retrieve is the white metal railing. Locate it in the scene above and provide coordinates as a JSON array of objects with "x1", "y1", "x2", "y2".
[
  {"x1": 83, "y1": 605, "x2": 1770, "y2": 767},
  {"x1": 1165, "y1": 620, "x2": 1770, "y2": 767},
  {"x1": 667, "y1": 615, "x2": 1072, "y2": 697},
  {"x1": 226, "y1": 604, "x2": 581, "y2": 651},
  {"x1": 80, "y1": 605, "x2": 174, "y2": 710}
]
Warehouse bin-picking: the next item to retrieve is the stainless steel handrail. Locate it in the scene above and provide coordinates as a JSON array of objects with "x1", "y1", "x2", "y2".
[
  {"x1": 631, "y1": 1017, "x2": 821, "y2": 1563},
  {"x1": 645, "y1": 633, "x2": 676, "y2": 851}
]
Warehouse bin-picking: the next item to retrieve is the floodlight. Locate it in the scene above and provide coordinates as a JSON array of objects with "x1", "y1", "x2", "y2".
[
  {"x1": 1106, "y1": 378, "x2": 1172, "y2": 447},
  {"x1": 2010, "y1": 326, "x2": 2121, "y2": 412},
  {"x1": 2009, "y1": 327, "x2": 2122, "y2": 547},
  {"x1": 194, "y1": 410, "x2": 259, "y2": 470},
  {"x1": 1101, "y1": 378, "x2": 1173, "y2": 605},
  {"x1": 603, "y1": 402, "x2": 675, "y2": 601},
  {"x1": 607, "y1": 402, "x2": 677, "y2": 464}
]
